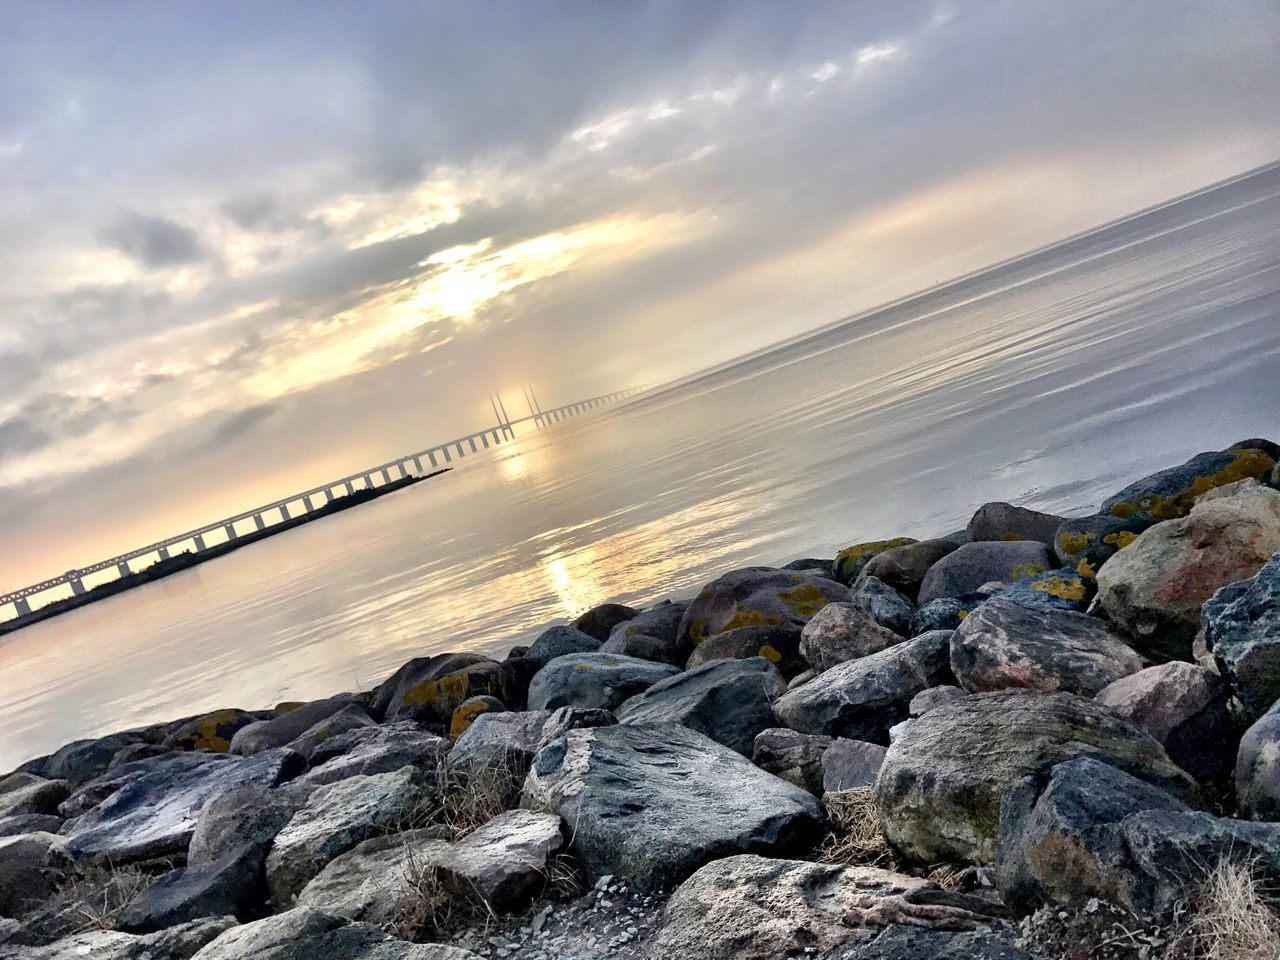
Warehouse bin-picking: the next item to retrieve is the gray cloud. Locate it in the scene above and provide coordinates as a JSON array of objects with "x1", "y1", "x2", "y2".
[{"x1": 101, "y1": 213, "x2": 207, "y2": 268}]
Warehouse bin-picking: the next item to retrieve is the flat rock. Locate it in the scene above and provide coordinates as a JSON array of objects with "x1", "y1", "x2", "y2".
[
  {"x1": 1099, "y1": 446, "x2": 1276, "y2": 527},
  {"x1": 1095, "y1": 484, "x2": 1280, "y2": 662},
  {"x1": 616, "y1": 657, "x2": 786, "y2": 756},
  {"x1": 967, "y1": 502, "x2": 1065, "y2": 548},
  {"x1": 118, "y1": 843, "x2": 264, "y2": 931},
  {"x1": 849, "y1": 577, "x2": 915, "y2": 636},
  {"x1": 526, "y1": 652, "x2": 679, "y2": 712},
  {"x1": 231, "y1": 698, "x2": 373, "y2": 756},
  {"x1": 303, "y1": 722, "x2": 450, "y2": 787},
  {"x1": 822, "y1": 739, "x2": 887, "y2": 793},
  {"x1": 857, "y1": 540, "x2": 958, "y2": 601},
  {"x1": 773, "y1": 631, "x2": 952, "y2": 742},
  {"x1": 800, "y1": 602, "x2": 904, "y2": 673},
  {"x1": 521, "y1": 723, "x2": 823, "y2": 891},
  {"x1": 1236, "y1": 700, "x2": 1280, "y2": 820},
  {"x1": 1200, "y1": 551, "x2": 1280, "y2": 723},
  {"x1": 832, "y1": 538, "x2": 918, "y2": 586},
  {"x1": 874, "y1": 690, "x2": 1199, "y2": 864},
  {"x1": 599, "y1": 600, "x2": 691, "y2": 666},
  {"x1": 266, "y1": 766, "x2": 430, "y2": 906},
  {"x1": 572, "y1": 603, "x2": 639, "y2": 641},
  {"x1": 437, "y1": 810, "x2": 563, "y2": 912},
  {"x1": 683, "y1": 623, "x2": 805, "y2": 677},
  {"x1": 822, "y1": 926, "x2": 1030, "y2": 959},
  {"x1": 950, "y1": 597, "x2": 1145, "y2": 697},
  {"x1": 752, "y1": 728, "x2": 833, "y2": 794},
  {"x1": 1095, "y1": 662, "x2": 1233, "y2": 784},
  {"x1": 189, "y1": 784, "x2": 311, "y2": 865},
  {"x1": 918, "y1": 541, "x2": 1055, "y2": 605},
  {"x1": 0, "y1": 833, "x2": 72, "y2": 919},
  {"x1": 648, "y1": 854, "x2": 995, "y2": 960},
  {"x1": 678, "y1": 567, "x2": 849, "y2": 645}
]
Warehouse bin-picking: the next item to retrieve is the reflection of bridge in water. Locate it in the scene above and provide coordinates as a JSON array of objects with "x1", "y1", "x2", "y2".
[{"x1": 1, "y1": 385, "x2": 646, "y2": 622}]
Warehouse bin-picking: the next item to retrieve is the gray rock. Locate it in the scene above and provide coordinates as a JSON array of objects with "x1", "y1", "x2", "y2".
[
  {"x1": 1200, "y1": 552, "x2": 1280, "y2": 723},
  {"x1": 1099, "y1": 446, "x2": 1276, "y2": 527},
  {"x1": 526, "y1": 652, "x2": 679, "y2": 712},
  {"x1": 0, "y1": 833, "x2": 71, "y2": 919},
  {"x1": 751, "y1": 728, "x2": 833, "y2": 794},
  {"x1": 910, "y1": 595, "x2": 987, "y2": 634},
  {"x1": 63, "y1": 750, "x2": 303, "y2": 865},
  {"x1": 683, "y1": 623, "x2": 806, "y2": 677},
  {"x1": 160, "y1": 709, "x2": 263, "y2": 753},
  {"x1": 302, "y1": 722, "x2": 450, "y2": 787},
  {"x1": 616, "y1": 657, "x2": 785, "y2": 756},
  {"x1": 918, "y1": 541, "x2": 1055, "y2": 605},
  {"x1": 1236, "y1": 700, "x2": 1280, "y2": 820},
  {"x1": 832, "y1": 538, "x2": 920, "y2": 587},
  {"x1": 57, "y1": 754, "x2": 179, "y2": 819},
  {"x1": 266, "y1": 767, "x2": 430, "y2": 906},
  {"x1": 535, "y1": 706, "x2": 617, "y2": 751},
  {"x1": 108, "y1": 743, "x2": 173, "y2": 770},
  {"x1": 950, "y1": 597, "x2": 1145, "y2": 697},
  {"x1": 230, "y1": 698, "x2": 374, "y2": 757},
  {"x1": 0, "y1": 778, "x2": 67, "y2": 819},
  {"x1": 599, "y1": 600, "x2": 691, "y2": 666},
  {"x1": 0, "y1": 814, "x2": 63, "y2": 838},
  {"x1": 648, "y1": 854, "x2": 995, "y2": 960},
  {"x1": 447, "y1": 696, "x2": 505, "y2": 740},
  {"x1": 849, "y1": 577, "x2": 916, "y2": 636},
  {"x1": 572, "y1": 603, "x2": 640, "y2": 642},
  {"x1": 967, "y1": 502, "x2": 1065, "y2": 547},
  {"x1": 375, "y1": 654, "x2": 502, "y2": 725},
  {"x1": 822, "y1": 739, "x2": 887, "y2": 793},
  {"x1": 994, "y1": 566, "x2": 1092, "y2": 613},
  {"x1": 500, "y1": 628, "x2": 603, "y2": 708},
  {"x1": 282, "y1": 706, "x2": 377, "y2": 762},
  {"x1": 1, "y1": 917, "x2": 237, "y2": 960},
  {"x1": 822, "y1": 926, "x2": 1031, "y2": 960},
  {"x1": 773, "y1": 631, "x2": 952, "y2": 742},
  {"x1": 800, "y1": 602, "x2": 905, "y2": 673},
  {"x1": 437, "y1": 810, "x2": 563, "y2": 911},
  {"x1": 1053, "y1": 513, "x2": 1149, "y2": 579},
  {"x1": 857, "y1": 540, "x2": 959, "y2": 602},
  {"x1": 189, "y1": 784, "x2": 311, "y2": 865},
  {"x1": 521, "y1": 723, "x2": 823, "y2": 891},
  {"x1": 118, "y1": 844, "x2": 263, "y2": 931},
  {"x1": 1095, "y1": 662, "x2": 1234, "y2": 784},
  {"x1": 678, "y1": 567, "x2": 849, "y2": 645},
  {"x1": 908, "y1": 686, "x2": 967, "y2": 717},
  {"x1": 448, "y1": 711, "x2": 553, "y2": 779},
  {"x1": 874, "y1": 690, "x2": 1199, "y2": 864},
  {"x1": 17, "y1": 732, "x2": 147, "y2": 787}
]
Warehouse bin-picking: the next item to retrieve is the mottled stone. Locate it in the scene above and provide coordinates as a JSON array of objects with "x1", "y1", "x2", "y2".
[
  {"x1": 917, "y1": 541, "x2": 1055, "y2": 605},
  {"x1": 910, "y1": 596, "x2": 985, "y2": 634},
  {"x1": 832, "y1": 538, "x2": 918, "y2": 586},
  {"x1": 849, "y1": 576, "x2": 915, "y2": 636},
  {"x1": 599, "y1": 600, "x2": 691, "y2": 666},
  {"x1": 678, "y1": 567, "x2": 849, "y2": 645},
  {"x1": 751, "y1": 728, "x2": 833, "y2": 794},
  {"x1": 231, "y1": 698, "x2": 374, "y2": 756},
  {"x1": 908, "y1": 685, "x2": 967, "y2": 717},
  {"x1": 0, "y1": 832, "x2": 71, "y2": 919},
  {"x1": 572, "y1": 603, "x2": 639, "y2": 642},
  {"x1": 526, "y1": 652, "x2": 679, "y2": 712},
  {"x1": 800, "y1": 602, "x2": 905, "y2": 673},
  {"x1": 161, "y1": 709, "x2": 261, "y2": 753},
  {"x1": 1236, "y1": 700, "x2": 1280, "y2": 820},
  {"x1": 437, "y1": 810, "x2": 563, "y2": 911},
  {"x1": 1200, "y1": 552, "x2": 1280, "y2": 723},
  {"x1": 967, "y1": 502, "x2": 1065, "y2": 547},
  {"x1": 302, "y1": 722, "x2": 449, "y2": 788},
  {"x1": 857, "y1": 540, "x2": 958, "y2": 601},
  {"x1": 821, "y1": 739, "x2": 886, "y2": 793},
  {"x1": 499, "y1": 627, "x2": 602, "y2": 708},
  {"x1": 297, "y1": 829, "x2": 452, "y2": 926},
  {"x1": 683, "y1": 623, "x2": 806, "y2": 677},
  {"x1": 1099, "y1": 447, "x2": 1276, "y2": 526}
]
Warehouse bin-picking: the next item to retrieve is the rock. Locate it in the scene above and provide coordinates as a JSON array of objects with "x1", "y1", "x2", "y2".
[
  {"x1": 17, "y1": 732, "x2": 147, "y2": 787},
  {"x1": 599, "y1": 600, "x2": 692, "y2": 666},
  {"x1": 1095, "y1": 662, "x2": 1233, "y2": 784},
  {"x1": 265, "y1": 767, "x2": 430, "y2": 906},
  {"x1": 1230, "y1": 437, "x2": 1280, "y2": 460},
  {"x1": 918, "y1": 542, "x2": 1055, "y2": 605},
  {"x1": 678, "y1": 567, "x2": 849, "y2": 645},
  {"x1": 448, "y1": 711, "x2": 552, "y2": 779},
  {"x1": 784, "y1": 557, "x2": 837, "y2": 572},
  {"x1": 189, "y1": 784, "x2": 311, "y2": 865},
  {"x1": 995, "y1": 566, "x2": 1091, "y2": 612},
  {"x1": 648, "y1": 854, "x2": 995, "y2": 960},
  {"x1": 437, "y1": 810, "x2": 563, "y2": 911},
  {"x1": 1099, "y1": 446, "x2": 1276, "y2": 526},
  {"x1": 0, "y1": 833, "x2": 71, "y2": 919},
  {"x1": 858, "y1": 541, "x2": 959, "y2": 602},
  {"x1": 535, "y1": 706, "x2": 617, "y2": 750},
  {"x1": 616, "y1": 658, "x2": 785, "y2": 756},
  {"x1": 187, "y1": 907, "x2": 481, "y2": 959},
  {"x1": 1200, "y1": 552, "x2": 1280, "y2": 723},
  {"x1": 752, "y1": 728, "x2": 833, "y2": 794},
  {"x1": 773, "y1": 631, "x2": 952, "y2": 742},
  {"x1": 0, "y1": 778, "x2": 67, "y2": 819},
  {"x1": 789, "y1": 668, "x2": 816, "y2": 688},
  {"x1": 874, "y1": 690, "x2": 1199, "y2": 864},
  {"x1": 57, "y1": 753, "x2": 184, "y2": 820},
  {"x1": 967, "y1": 502, "x2": 1065, "y2": 547},
  {"x1": 823, "y1": 926, "x2": 1031, "y2": 959},
  {"x1": 950, "y1": 598, "x2": 1145, "y2": 697},
  {"x1": 683, "y1": 623, "x2": 806, "y2": 677},
  {"x1": 832, "y1": 538, "x2": 918, "y2": 586},
  {"x1": 2, "y1": 917, "x2": 237, "y2": 960},
  {"x1": 297, "y1": 829, "x2": 452, "y2": 927},
  {"x1": 302, "y1": 723, "x2": 450, "y2": 787},
  {"x1": 572, "y1": 603, "x2": 639, "y2": 641},
  {"x1": 1236, "y1": 700, "x2": 1280, "y2": 820},
  {"x1": 800, "y1": 603, "x2": 904, "y2": 673},
  {"x1": 231, "y1": 698, "x2": 374, "y2": 756},
  {"x1": 161, "y1": 709, "x2": 261, "y2": 753},
  {"x1": 0, "y1": 814, "x2": 63, "y2": 838},
  {"x1": 284, "y1": 705, "x2": 378, "y2": 761},
  {"x1": 849, "y1": 577, "x2": 916, "y2": 636},
  {"x1": 375, "y1": 654, "x2": 502, "y2": 725},
  {"x1": 109, "y1": 743, "x2": 173, "y2": 769},
  {"x1": 118, "y1": 844, "x2": 263, "y2": 931},
  {"x1": 526, "y1": 652, "x2": 679, "y2": 712},
  {"x1": 499, "y1": 628, "x2": 602, "y2": 708},
  {"x1": 1096, "y1": 484, "x2": 1280, "y2": 662},
  {"x1": 521, "y1": 723, "x2": 823, "y2": 891},
  {"x1": 448, "y1": 696, "x2": 505, "y2": 740},
  {"x1": 1053, "y1": 514, "x2": 1148, "y2": 579},
  {"x1": 822, "y1": 739, "x2": 887, "y2": 793},
  {"x1": 63, "y1": 750, "x2": 303, "y2": 865},
  {"x1": 908, "y1": 686, "x2": 967, "y2": 717},
  {"x1": 910, "y1": 595, "x2": 986, "y2": 634}
]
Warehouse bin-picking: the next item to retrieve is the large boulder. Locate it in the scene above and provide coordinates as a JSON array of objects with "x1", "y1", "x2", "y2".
[
  {"x1": 648, "y1": 854, "x2": 995, "y2": 960},
  {"x1": 265, "y1": 766, "x2": 430, "y2": 906},
  {"x1": 910, "y1": 595, "x2": 988, "y2": 635},
  {"x1": 1095, "y1": 484, "x2": 1280, "y2": 662},
  {"x1": 857, "y1": 541, "x2": 958, "y2": 602},
  {"x1": 1200, "y1": 551, "x2": 1280, "y2": 723},
  {"x1": 773, "y1": 631, "x2": 952, "y2": 742},
  {"x1": 678, "y1": 567, "x2": 849, "y2": 645},
  {"x1": 616, "y1": 657, "x2": 785, "y2": 756},
  {"x1": 848, "y1": 577, "x2": 915, "y2": 636},
  {"x1": 822, "y1": 739, "x2": 887, "y2": 793},
  {"x1": 283, "y1": 706, "x2": 378, "y2": 761},
  {"x1": 683, "y1": 623, "x2": 805, "y2": 678},
  {"x1": 967, "y1": 502, "x2": 1065, "y2": 548},
  {"x1": 994, "y1": 566, "x2": 1091, "y2": 613},
  {"x1": 161, "y1": 709, "x2": 262, "y2": 753},
  {"x1": 498, "y1": 627, "x2": 602, "y2": 708},
  {"x1": 521, "y1": 723, "x2": 823, "y2": 891},
  {"x1": 117, "y1": 844, "x2": 263, "y2": 931},
  {"x1": 1095, "y1": 662, "x2": 1234, "y2": 784},
  {"x1": 188, "y1": 784, "x2": 311, "y2": 865},
  {"x1": 1236, "y1": 700, "x2": 1280, "y2": 820},
  {"x1": 1099, "y1": 446, "x2": 1276, "y2": 527},
  {"x1": 599, "y1": 600, "x2": 691, "y2": 666},
  {"x1": 572, "y1": 603, "x2": 639, "y2": 642},
  {"x1": 16, "y1": 732, "x2": 149, "y2": 787},
  {"x1": 0, "y1": 833, "x2": 72, "y2": 919},
  {"x1": 231, "y1": 698, "x2": 374, "y2": 756},
  {"x1": 447, "y1": 711, "x2": 553, "y2": 779},
  {"x1": 297, "y1": 829, "x2": 451, "y2": 927},
  {"x1": 800, "y1": 603, "x2": 904, "y2": 673},
  {"x1": 751, "y1": 728, "x2": 833, "y2": 794},
  {"x1": 0, "y1": 814, "x2": 62, "y2": 838},
  {"x1": 526, "y1": 652, "x2": 679, "y2": 712},
  {"x1": 302, "y1": 722, "x2": 450, "y2": 787},
  {"x1": 832, "y1": 538, "x2": 918, "y2": 586},
  {"x1": 436, "y1": 810, "x2": 564, "y2": 912},
  {"x1": 0, "y1": 777, "x2": 68, "y2": 819},
  {"x1": 63, "y1": 750, "x2": 302, "y2": 864},
  {"x1": 950, "y1": 598, "x2": 1145, "y2": 697},
  {"x1": 917, "y1": 542, "x2": 1055, "y2": 605},
  {"x1": 1054, "y1": 514, "x2": 1148, "y2": 579},
  {"x1": 375, "y1": 654, "x2": 501, "y2": 725},
  {"x1": 874, "y1": 691, "x2": 1199, "y2": 864}
]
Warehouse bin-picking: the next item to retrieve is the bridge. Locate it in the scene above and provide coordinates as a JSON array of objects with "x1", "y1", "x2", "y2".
[{"x1": 0, "y1": 385, "x2": 646, "y2": 623}]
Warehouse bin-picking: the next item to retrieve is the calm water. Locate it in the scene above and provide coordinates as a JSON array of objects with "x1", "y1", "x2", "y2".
[{"x1": 3, "y1": 165, "x2": 1280, "y2": 770}]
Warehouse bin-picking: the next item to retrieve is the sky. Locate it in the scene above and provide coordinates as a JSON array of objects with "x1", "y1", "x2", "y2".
[{"x1": 1, "y1": 0, "x2": 1279, "y2": 592}]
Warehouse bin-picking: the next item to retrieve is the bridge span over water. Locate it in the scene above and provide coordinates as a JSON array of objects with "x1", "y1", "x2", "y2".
[{"x1": 0, "y1": 386, "x2": 645, "y2": 622}]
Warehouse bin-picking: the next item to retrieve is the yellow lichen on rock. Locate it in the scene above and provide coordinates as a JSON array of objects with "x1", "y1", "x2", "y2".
[
  {"x1": 1058, "y1": 531, "x2": 1090, "y2": 555},
  {"x1": 721, "y1": 609, "x2": 782, "y2": 631},
  {"x1": 402, "y1": 671, "x2": 474, "y2": 710},
  {"x1": 449, "y1": 699, "x2": 495, "y2": 739},
  {"x1": 1028, "y1": 576, "x2": 1087, "y2": 601},
  {"x1": 778, "y1": 583, "x2": 829, "y2": 619},
  {"x1": 1010, "y1": 563, "x2": 1048, "y2": 581},
  {"x1": 1000, "y1": 533, "x2": 1023, "y2": 542},
  {"x1": 1103, "y1": 530, "x2": 1138, "y2": 550},
  {"x1": 757, "y1": 644, "x2": 782, "y2": 662}
]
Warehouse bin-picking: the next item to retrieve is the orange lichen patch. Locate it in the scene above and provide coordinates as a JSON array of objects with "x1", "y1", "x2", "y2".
[
  {"x1": 1103, "y1": 530, "x2": 1138, "y2": 550},
  {"x1": 1000, "y1": 533, "x2": 1023, "y2": 542},
  {"x1": 1010, "y1": 563, "x2": 1048, "y2": 581},
  {"x1": 688, "y1": 618, "x2": 707, "y2": 643},
  {"x1": 778, "y1": 583, "x2": 830, "y2": 619},
  {"x1": 1029, "y1": 576, "x2": 1087, "y2": 601},
  {"x1": 449, "y1": 700, "x2": 496, "y2": 740},
  {"x1": 1076, "y1": 558, "x2": 1097, "y2": 579},
  {"x1": 402, "y1": 671, "x2": 474, "y2": 710},
  {"x1": 956, "y1": 609, "x2": 970, "y2": 620},
  {"x1": 1058, "y1": 531, "x2": 1090, "y2": 555},
  {"x1": 168, "y1": 709, "x2": 250, "y2": 752},
  {"x1": 1109, "y1": 449, "x2": 1275, "y2": 521},
  {"x1": 757, "y1": 644, "x2": 783, "y2": 663},
  {"x1": 721, "y1": 609, "x2": 783, "y2": 631}
]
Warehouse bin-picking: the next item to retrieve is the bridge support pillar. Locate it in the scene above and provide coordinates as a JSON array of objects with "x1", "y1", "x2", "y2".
[
  {"x1": 303, "y1": 495, "x2": 315, "y2": 512},
  {"x1": 194, "y1": 534, "x2": 207, "y2": 551},
  {"x1": 323, "y1": 489, "x2": 333, "y2": 504},
  {"x1": 345, "y1": 481, "x2": 355, "y2": 496},
  {"x1": 159, "y1": 546, "x2": 170, "y2": 560},
  {"x1": 397, "y1": 462, "x2": 408, "y2": 478},
  {"x1": 363, "y1": 474, "x2": 373, "y2": 487},
  {"x1": 429, "y1": 450, "x2": 440, "y2": 467},
  {"x1": 381, "y1": 467, "x2": 391, "y2": 483},
  {"x1": 480, "y1": 434, "x2": 489, "y2": 449},
  {"x1": 117, "y1": 561, "x2": 130, "y2": 578},
  {"x1": 442, "y1": 447, "x2": 452, "y2": 463},
  {"x1": 224, "y1": 522, "x2": 237, "y2": 540},
  {"x1": 254, "y1": 514, "x2": 266, "y2": 532},
  {"x1": 468, "y1": 437, "x2": 478, "y2": 453},
  {"x1": 413, "y1": 456, "x2": 423, "y2": 471},
  {"x1": 280, "y1": 504, "x2": 291, "y2": 521},
  {"x1": 15, "y1": 597, "x2": 31, "y2": 617},
  {"x1": 69, "y1": 577, "x2": 86, "y2": 596}
]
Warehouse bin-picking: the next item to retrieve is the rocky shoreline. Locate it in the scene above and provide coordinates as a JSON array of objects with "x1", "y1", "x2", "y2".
[{"x1": 3, "y1": 439, "x2": 1280, "y2": 959}]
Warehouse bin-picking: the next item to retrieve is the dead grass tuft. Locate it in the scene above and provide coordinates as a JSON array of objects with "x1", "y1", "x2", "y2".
[
  {"x1": 66, "y1": 862, "x2": 153, "y2": 933},
  {"x1": 817, "y1": 787, "x2": 892, "y2": 868},
  {"x1": 401, "y1": 757, "x2": 522, "y2": 841},
  {"x1": 1170, "y1": 856, "x2": 1280, "y2": 960}
]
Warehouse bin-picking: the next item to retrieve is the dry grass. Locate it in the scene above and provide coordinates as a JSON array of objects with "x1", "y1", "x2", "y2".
[
  {"x1": 925, "y1": 863, "x2": 967, "y2": 892},
  {"x1": 403, "y1": 758, "x2": 523, "y2": 841},
  {"x1": 817, "y1": 787, "x2": 892, "y2": 868},
  {"x1": 66, "y1": 862, "x2": 153, "y2": 933},
  {"x1": 1170, "y1": 856, "x2": 1280, "y2": 960}
]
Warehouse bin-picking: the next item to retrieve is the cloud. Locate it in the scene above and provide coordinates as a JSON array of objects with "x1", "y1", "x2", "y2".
[
  {"x1": 208, "y1": 402, "x2": 279, "y2": 445},
  {"x1": 100, "y1": 213, "x2": 207, "y2": 268}
]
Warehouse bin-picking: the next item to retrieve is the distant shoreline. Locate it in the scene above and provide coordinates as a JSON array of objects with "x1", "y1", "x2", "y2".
[{"x1": 0, "y1": 468, "x2": 451, "y2": 639}]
